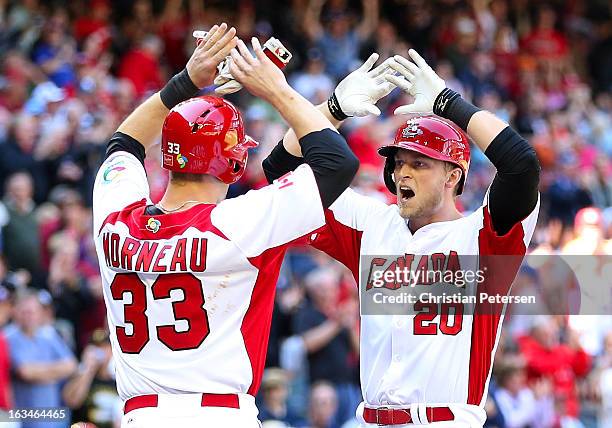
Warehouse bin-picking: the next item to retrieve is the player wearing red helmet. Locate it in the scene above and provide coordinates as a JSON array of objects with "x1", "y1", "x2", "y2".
[
  {"x1": 160, "y1": 96, "x2": 257, "y2": 183},
  {"x1": 264, "y1": 49, "x2": 541, "y2": 427},
  {"x1": 378, "y1": 115, "x2": 471, "y2": 222},
  {"x1": 379, "y1": 115, "x2": 470, "y2": 194},
  {"x1": 92, "y1": 25, "x2": 358, "y2": 428}
]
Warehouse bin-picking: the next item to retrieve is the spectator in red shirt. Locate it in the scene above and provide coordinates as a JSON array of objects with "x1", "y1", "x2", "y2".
[
  {"x1": 117, "y1": 35, "x2": 164, "y2": 98},
  {"x1": 518, "y1": 316, "x2": 591, "y2": 421},
  {"x1": 521, "y1": 4, "x2": 568, "y2": 60},
  {"x1": 491, "y1": 24, "x2": 520, "y2": 97},
  {"x1": 73, "y1": 0, "x2": 111, "y2": 42},
  {"x1": 157, "y1": 0, "x2": 190, "y2": 73}
]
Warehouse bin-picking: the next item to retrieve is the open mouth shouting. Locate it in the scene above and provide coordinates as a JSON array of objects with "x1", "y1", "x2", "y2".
[{"x1": 399, "y1": 184, "x2": 415, "y2": 202}]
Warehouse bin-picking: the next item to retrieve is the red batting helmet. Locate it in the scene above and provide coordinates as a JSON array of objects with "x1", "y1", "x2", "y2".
[
  {"x1": 161, "y1": 96, "x2": 258, "y2": 184},
  {"x1": 378, "y1": 114, "x2": 470, "y2": 195}
]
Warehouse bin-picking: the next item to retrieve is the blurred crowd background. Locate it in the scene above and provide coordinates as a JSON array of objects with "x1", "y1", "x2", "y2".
[{"x1": 0, "y1": 0, "x2": 610, "y2": 427}]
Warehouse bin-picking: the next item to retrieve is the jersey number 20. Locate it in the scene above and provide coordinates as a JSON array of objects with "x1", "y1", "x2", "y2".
[
  {"x1": 413, "y1": 302, "x2": 463, "y2": 335},
  {"x1": 110, "y1": 272, "x2": 210, "y2": 353}
]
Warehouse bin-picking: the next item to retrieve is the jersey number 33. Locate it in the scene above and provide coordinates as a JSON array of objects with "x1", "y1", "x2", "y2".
[{"x1": 111, "y1": 271, "x2": 210, "y2": 353}]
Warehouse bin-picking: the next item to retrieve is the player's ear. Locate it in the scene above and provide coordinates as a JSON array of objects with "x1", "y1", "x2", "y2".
[{"x1": 445, "y1": 167, "x2": 462, "y2": 191}]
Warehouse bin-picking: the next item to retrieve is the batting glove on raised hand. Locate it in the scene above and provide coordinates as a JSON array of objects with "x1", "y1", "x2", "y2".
[
  {"x1": 214, "y1": 57, "x2": 243, "y2": 95},
  {"x1": 210, "y1": 36, "x2": 292, "y2": 95},
  {"x1": 385, "y1": 49, "x2": 446, "y2": 115},
  {"x1": 330, "y1": 53, "x2": 397, "y2": 118}
]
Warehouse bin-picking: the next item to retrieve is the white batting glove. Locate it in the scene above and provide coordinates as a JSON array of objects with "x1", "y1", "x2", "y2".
[
  {"x1": 385, "y1": 49, "x2": 446, "y2": 115},
  {"x1": 214, "y1": 57, "x2": 243, "y2": 95},
  {"x1": 193, "y1": 31, "x2": 243, "y2": 95},
  {"x1": 197, "y1": 33, "x2": 292, "y2": 96},
  {"x1": 331, "y1": 53, "x2": 397, "y2": 117}
]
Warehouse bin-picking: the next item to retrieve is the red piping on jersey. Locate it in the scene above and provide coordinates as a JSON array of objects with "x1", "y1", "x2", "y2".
[
  {"x1": 240, "y1": 230, "x2": 317, "y2": 396},
  {"x1": 99, "y1": 199, "x2": 228, "y2": 241},
  {"x1": 467, "y1": 205, "x2": 527, "y2": 406},
  {"x1": 241, "y1": 244, "x2": 288, "y2": 396}
]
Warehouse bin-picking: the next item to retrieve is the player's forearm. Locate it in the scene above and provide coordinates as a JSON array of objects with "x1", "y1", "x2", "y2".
[
  {"x1": 115, "y1": 68, "x2": 202, "y2": 153},
  {"x1": 264, "y1": 92, "x2": 358, "y2": 207},
  {"x1": 466, "y1": 110, "x2": 508, "y2": 153},
  {"x1": 480, "y1": 123, "x2": 540, "y2": 234},
  {"x1": 116, "y1": 93, "x2": 169, "y2": 152},
  {"x1": 282, "y1": 102, "x2": 343, "y2": 157},
  {"x1": 434, "y1": 89, "x2": 540, "y2": 234},
  {"x1": 114, "y1": 24, "x2": 235, "y2": 153},
  {"x1": 435, "y1": 89, "x2": 507, "y2": 153},
  {"x1": 262, "y1": 101, "x2": 344, "y2": 184}
]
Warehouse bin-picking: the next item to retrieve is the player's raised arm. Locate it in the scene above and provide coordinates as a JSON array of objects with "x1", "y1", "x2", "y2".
[
  {"x1": 108, "y1": 24, "x2": 238, "y2": 160},
  {"x1": 386, "y1": 49, "x2": 540, "y2": 236},
  {"x1": 92, "y1": 24, "x2": 237, "y2": 232},
  {"x1": 261, "y1": 52, "x2": 397, "y2": 183},
  {"x1": 230, "y1": 38, "x2": 359, "y2": 208}
]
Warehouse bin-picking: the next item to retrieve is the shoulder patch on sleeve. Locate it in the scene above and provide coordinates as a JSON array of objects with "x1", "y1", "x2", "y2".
[{"x1": 102, "y1": 160, "x2": 128, "y2": 184}]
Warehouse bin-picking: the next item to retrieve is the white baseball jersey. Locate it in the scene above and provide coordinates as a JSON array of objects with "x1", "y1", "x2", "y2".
[
  {"x1": 92, "y1": 152, "x2": 324, "y2": 400},
  {"x1": 310, "y1": 188, "x2": 539, "y2": 426}
]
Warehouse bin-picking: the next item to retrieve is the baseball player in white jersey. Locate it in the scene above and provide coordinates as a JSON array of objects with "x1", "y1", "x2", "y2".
[
  {"x1": 92, "y1": 24, "x2": 359, "y2": 427},
  {"x1": 263, "y1": 49, "x2": 541, "y2": 427}
]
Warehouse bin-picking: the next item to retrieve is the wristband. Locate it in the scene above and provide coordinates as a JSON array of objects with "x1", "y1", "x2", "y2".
[
  {"x1": 262, "y1": 37, "x2": 292, "y2": 69},
  {"x1": 327, "y1": 92, "x2": 349, "y2": 121},
  {"x1": 433, "y1": 88, "x2": 480, "y2": 131},
  {"x1": 160, "y1": 69, "x2": 200, "y2": 109}
]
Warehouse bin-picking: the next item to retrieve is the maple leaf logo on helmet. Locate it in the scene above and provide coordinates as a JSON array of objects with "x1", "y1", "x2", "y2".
[{"x1": 402, "y1": 121, "x2": 423, "y2": 138}]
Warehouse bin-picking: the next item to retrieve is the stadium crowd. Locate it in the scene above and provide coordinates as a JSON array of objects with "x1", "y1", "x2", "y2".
[{"x1": 0, "y1": 0, "x2": 610, "y2": 427}]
